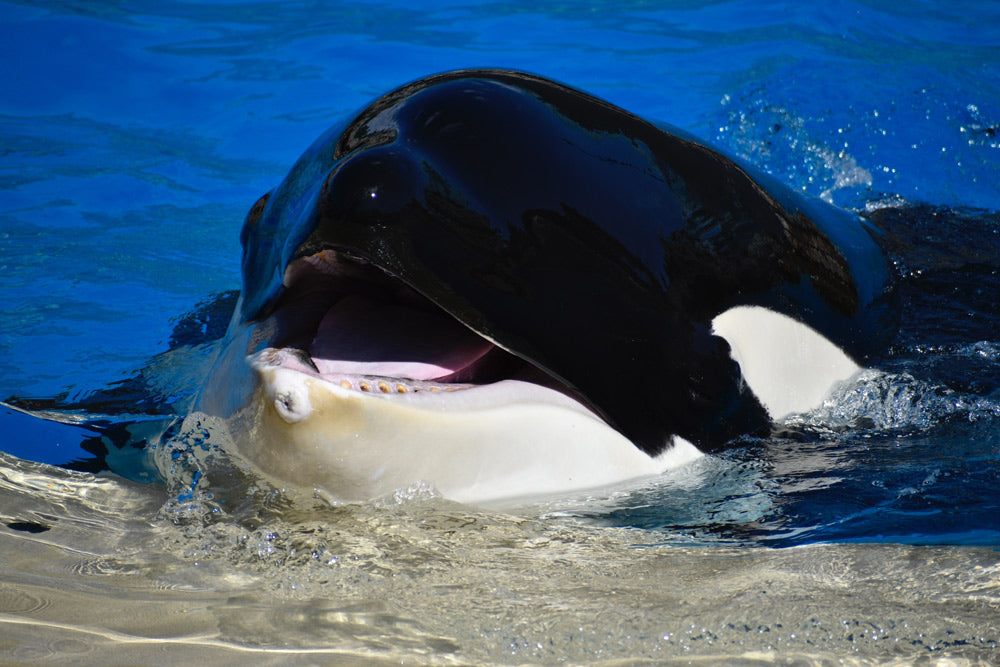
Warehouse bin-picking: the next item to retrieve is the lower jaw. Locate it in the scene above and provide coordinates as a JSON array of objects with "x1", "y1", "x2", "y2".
[{"x1": 225, "y1": 361, "x2": 691, "y2": 505}]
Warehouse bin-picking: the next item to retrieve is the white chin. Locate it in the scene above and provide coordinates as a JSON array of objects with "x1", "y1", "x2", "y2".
[{"x1": 225, "y1": 358, "x2": 701, "y2": 505}]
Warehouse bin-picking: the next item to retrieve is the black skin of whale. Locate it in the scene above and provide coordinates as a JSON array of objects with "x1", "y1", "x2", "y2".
[{"x1": 236, "y1": 69, "x2": 894, "y2": 456}]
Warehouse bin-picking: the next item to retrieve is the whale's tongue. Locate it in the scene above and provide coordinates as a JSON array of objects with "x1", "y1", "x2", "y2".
[{"x1": 309, "y1": 294, "x2": 494, "y2": 382}]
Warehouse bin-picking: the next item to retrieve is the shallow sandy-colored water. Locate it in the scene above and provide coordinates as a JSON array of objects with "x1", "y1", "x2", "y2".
[{"x1": 1, "y1": 452, "x2": 997, "y2": 665}]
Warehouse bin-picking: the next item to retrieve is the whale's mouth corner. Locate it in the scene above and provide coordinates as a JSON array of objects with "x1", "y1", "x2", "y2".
[{"x1": 252, "y1": 249, "x2": 564, "y2": 401}]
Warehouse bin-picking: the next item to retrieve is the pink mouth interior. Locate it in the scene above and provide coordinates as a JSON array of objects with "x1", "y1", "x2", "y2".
[{"x1": 308, "y1": 293, "x2": 495, "y2": 382}]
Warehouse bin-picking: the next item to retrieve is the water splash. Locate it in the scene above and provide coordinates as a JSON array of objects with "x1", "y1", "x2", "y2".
[
  {"x1": 786, "y1": 369, "x2": 1000, "y2": 433},
  {"x1": 714, "y1": 91, "x2": 873, "y2": 205}
]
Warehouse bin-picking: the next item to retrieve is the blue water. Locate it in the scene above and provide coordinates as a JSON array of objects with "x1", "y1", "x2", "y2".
[{"x1": 1, "y1": 1, "x2": 999, "y2": 548}]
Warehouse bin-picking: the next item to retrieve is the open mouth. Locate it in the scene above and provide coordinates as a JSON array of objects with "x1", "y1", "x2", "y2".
[
  {"x1": 252, "y1": 249, "x2": 564, "y2": 401},
  {"x1": 236, "y1": 250, "x2": 681, "y2": 503}
]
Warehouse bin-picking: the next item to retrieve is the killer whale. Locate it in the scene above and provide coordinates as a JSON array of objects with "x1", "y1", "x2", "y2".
[{"x1": 195, "y1": 69, "x2": 893, "y2": 503}]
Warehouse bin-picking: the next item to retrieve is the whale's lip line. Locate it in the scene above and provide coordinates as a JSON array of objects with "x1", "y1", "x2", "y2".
[
  {"x1": 250, "y1": 346, "x2": 480, "y2": 399},
  {"x1": 249, "y1": 347, "x2": 606, "y2": 420},
  {"x1": 252, "y1": 249, "x2": 594, "y2": 412}
]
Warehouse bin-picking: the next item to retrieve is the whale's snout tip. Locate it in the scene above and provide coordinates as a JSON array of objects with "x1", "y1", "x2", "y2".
[{"x1": 259, "y1": 366, "x2": 314, "y2": 424}]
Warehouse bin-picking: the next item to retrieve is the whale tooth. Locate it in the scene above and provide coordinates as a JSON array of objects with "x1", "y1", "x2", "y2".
[{"x1": 325, "y1": 375, "x2": 476, "y2": 394}]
